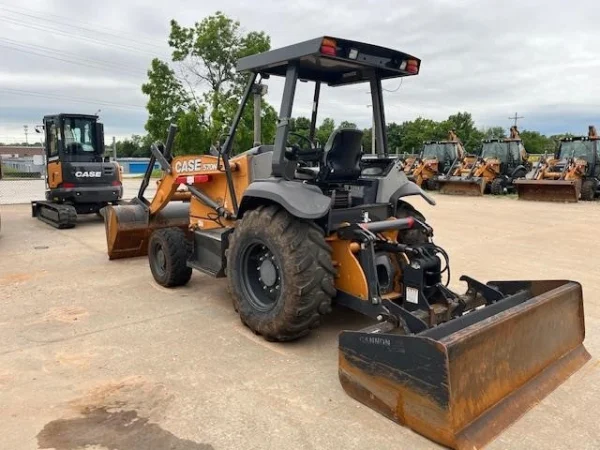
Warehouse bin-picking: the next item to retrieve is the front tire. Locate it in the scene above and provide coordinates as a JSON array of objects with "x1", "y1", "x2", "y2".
[
  {"x1": 581, "y1": 179, "x2": 596, "y2": 201},
  {"x1": 490, "y1": 177, "x2": 505, "y2": 195},
  {"x1": 148, "y1": 228, "x2": 192, "y2": 287},
  {"x1": 226, "y1": 205, "x2": 336, "y2": 341}
]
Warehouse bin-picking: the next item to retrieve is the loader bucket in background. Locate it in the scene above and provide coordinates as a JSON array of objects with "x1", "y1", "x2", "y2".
[
  {"x1": 104, "y1": 202, "x2": 190, "y2": 260},
  {"x1": 514, "y1": 179, "x2": 581, "y2": 203},
  {"x1": 438, "y1": 177, "x2": 486, "y2": 196},
  {"x1": 339, "y1": 279, "x2": 589, "y2": 450}
]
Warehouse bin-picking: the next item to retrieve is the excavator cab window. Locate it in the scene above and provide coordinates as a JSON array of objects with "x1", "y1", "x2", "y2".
[
  {"x1": 422, "y1": 143, "x2": 456, "y2": 161},
  {"x1": 62, "y1": 117, "x2": 97, "y2": 155},
  {"x1": 508, "y1": 141, "x2": 521, "y2": 163},
  {"x1": 47, "y1": 122, "x2": 59, "y2": 158},
  {"x1": 559, "y1": 140, "x2": 594, "y2": 162},
  {"x1": 481, "y1": 141, "x2": 509, "y2": 162}
]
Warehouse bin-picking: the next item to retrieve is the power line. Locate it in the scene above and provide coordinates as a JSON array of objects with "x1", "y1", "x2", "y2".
[
  {"x1": 0, "y1": 42, "x2": 146, "y2": 78},
  {"x1": 0, "y1": 15, "x2": 170, "y2": 59},
  {"x1": 0, "y1": 87, "x2": 146, "y2": 111},
  {"x1": 0, "y1": 3, "x2": 168, "y2": 50},
  {"x1": 0, "y1": 37, "x2": 147, "y2": 75}
]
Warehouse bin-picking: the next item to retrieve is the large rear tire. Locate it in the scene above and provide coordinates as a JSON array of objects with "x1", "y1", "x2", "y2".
[
  {"x1": 148, "y1": 228, "x2": 192, "y2": 287},
  {"x1": 581, "y1": 179, "x2": 596, "y2": 201},
  {"x1": 226, "y1": 205, "x2": 336, "y2": 341}
]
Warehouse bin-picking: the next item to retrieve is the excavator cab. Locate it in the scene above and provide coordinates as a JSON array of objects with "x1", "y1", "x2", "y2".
[{"x1": 31, "y1": 113, "x2": 123, "y2": 228}]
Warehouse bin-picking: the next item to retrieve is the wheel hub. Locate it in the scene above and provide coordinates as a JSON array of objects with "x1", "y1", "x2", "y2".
[{"x1": 259, "y1": 258, "x2": 277, "y2": 287}]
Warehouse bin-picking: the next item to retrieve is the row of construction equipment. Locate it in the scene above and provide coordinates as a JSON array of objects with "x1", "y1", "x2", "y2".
[
  {"x1": 26, "y1": 36, "x2": 589, "y2": 450},
  {"x1": 403, "y1": 125, "x2": 600, "y2": 202}
]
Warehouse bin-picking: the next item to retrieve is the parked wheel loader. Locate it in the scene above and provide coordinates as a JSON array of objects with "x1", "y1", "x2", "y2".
[
  {"x1": 514, "y1": 126, "x2": 600, "y2": 202},
  {"x1": 102, "y1": 37, "x2": 589, "y2": 450},
  {"x1": 437, "y1": 126, "x2": 530, "y2": 195},
  {"x1": 408, "y1": 130, "x2": 465, "y2": 189},
  {"x1": 31, "y1": 113, "x2": 123, "y2": 228}
]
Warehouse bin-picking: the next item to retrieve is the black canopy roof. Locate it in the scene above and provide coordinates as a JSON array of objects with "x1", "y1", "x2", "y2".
[{"x1": 236, "y1": 36, "x2": 420, "y2": 86}]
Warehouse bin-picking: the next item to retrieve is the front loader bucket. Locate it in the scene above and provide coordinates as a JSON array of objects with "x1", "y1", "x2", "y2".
[
  {"x1": 104, "y1": 202, "x2": 190, "y2": 260},
  {"x1": 339, "y1": 280, "x2": 589, "y2": 450},
  {"x1": 438, "y1": 176, "x2": 486, "y2": 196},
  {"x1": 515, "y1": 179, "x2": 581, "y2": 203}
]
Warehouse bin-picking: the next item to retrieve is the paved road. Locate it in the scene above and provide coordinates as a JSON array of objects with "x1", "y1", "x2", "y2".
[
  {"x1": 0, "y1": 177, "x2": 156, "y2": 205},
  {"x1": 0, "y1": 194, "x2": 599, "y2": 449}
]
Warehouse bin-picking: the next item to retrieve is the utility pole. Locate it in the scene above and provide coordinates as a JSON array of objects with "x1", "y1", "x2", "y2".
[
  {"x1": 508, "y1": 112, "x2": 524, "y2": 127},
  {"x1": 112, "y1": 136, "x2": 116, "y2": 160},
  {"x1": 23, "y1": 125, "x2": 28, "y2": 145}
]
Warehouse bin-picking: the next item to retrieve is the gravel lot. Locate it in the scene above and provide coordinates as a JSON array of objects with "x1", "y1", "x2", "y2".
[{"x1": 0, "y1": 193, "x2": 598, "y2": 450}]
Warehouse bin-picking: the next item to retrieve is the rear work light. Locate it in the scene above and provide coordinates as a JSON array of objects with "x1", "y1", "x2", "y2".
[
  {"x1": 175, "y1": 174, "x2": 211, "y2": 185},
  {"x1": 400, "y1": 59, "x2": 419, "y2": 74},
  {"x1": 320, "y1": 38, "x2": 337, "y2": 56}
]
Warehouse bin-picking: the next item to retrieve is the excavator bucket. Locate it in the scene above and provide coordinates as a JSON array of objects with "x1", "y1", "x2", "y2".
[
  {"x1": 438, "y1": 176, "x2": 486, "y2": 196},
  {"x1": 339, "y1": 279, "x2": 589, "y2": 450},
  {"x1": 103, "y1": 202, "x2": 190, "y2": 260},
  {"x1": 514, "y1": 179, "x2": 581, "y2": 203}
]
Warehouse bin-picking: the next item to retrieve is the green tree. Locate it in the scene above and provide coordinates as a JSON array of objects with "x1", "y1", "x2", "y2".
[
  {"x1": 339, "y1": 121, "x2": 357, "y2": 129},
  {"x1": 141, "y1": 12, "x2": 275, "y2": 155},
  {"x1": 440, "y1": 112, "x2": 482, "y2": 153},
  {"x1": 316, "y1": 118, "x2": 335, "y2": 145},
  {"x1": 520, "y1": 130, "x2": 554, "y2": 154},
  {"x1": 481, "y1": 126, "x2": 507, "y2": 140}
]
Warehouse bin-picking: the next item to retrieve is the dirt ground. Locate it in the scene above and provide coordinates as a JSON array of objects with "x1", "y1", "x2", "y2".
[{"x1": 0, "y1": 193, "x2": 599, "y2": 450}]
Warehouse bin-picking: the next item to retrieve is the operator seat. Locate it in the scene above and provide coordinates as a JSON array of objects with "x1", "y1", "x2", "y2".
[{"x1": 317, "y1": 128, "x2": 364, "y2": 183}]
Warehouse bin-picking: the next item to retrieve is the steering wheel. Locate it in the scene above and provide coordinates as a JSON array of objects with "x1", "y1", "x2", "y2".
[{"x1": 287, "y1": 132, "x2": 315, "y2": 151}]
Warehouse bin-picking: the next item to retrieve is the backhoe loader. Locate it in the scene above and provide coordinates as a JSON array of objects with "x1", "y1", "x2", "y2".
[
  {"x1": 408, "y1": 130, "x2": 465, "y2": 189},
  {"x1": 514, "y1": 126, "x2": 600, "y2": 202},
  {"x1": 102, "y1": 37, "x2": 588, "y2": 450},
  {"x1": 437, "y1": 126, "x2": 529, "y2": 195},
  {"x1": 31, "y1": 113, "x2": 123, "y2": 228}
]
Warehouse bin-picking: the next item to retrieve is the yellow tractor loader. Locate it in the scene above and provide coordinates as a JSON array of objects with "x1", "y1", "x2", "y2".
[
  {"x1": 409, "y1": 130, "x2": 465, "y2": 189},
  {"x1": 514, "y1": 126, "x2": 600, "y2": 202},
  {"x1": 437, "y1": 126, "x2": 530, "y2": 196},
  {"x1": 103, "y1": 37, "x2": 589, "y2": 450}
]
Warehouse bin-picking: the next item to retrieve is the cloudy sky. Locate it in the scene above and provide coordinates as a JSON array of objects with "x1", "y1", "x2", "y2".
[{"x1": 0, "y1": 0, "x2": 598, "y2": 144}]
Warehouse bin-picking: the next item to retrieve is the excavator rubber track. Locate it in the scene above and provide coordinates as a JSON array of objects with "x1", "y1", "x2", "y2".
[{"x1": 31, "y1": 201, "x2": 78, "y2": 229}]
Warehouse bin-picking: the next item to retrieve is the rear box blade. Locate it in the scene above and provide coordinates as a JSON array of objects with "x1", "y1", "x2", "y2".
[
  {"x1": 339, "y1": 280, "x2": 589, "y2": 450},
  {"x1": 104, "y1": 202, "x2": 190, "y2": 260},
  {"x1": 438, "y1": 177, "x2": 486, "y2": 196},
  {"x1": 515, "y1": 179, "x2": 581, "y2": 203}
]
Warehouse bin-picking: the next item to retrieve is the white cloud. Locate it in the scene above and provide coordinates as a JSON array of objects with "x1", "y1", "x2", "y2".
[{"x1": 0, "y1": 0, "x2": 598, "y2": 143}]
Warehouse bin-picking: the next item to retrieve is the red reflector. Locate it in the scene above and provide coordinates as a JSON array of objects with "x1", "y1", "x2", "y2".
[
  {"x1": 406, "y1": 60, "x2": 419, "y2": 74},
  {"x1": 175, "y1": 174, "x2": 211, "y2": 185},
  {"x1": 62, "y1": 182, "x2": 75, "y2": 188},
  {"x1": 112, "y1": 180, "x2": 121, "y2": 186},
  {"x1": 320, "y1": 45, "x2": 336, "y2": 56}
]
